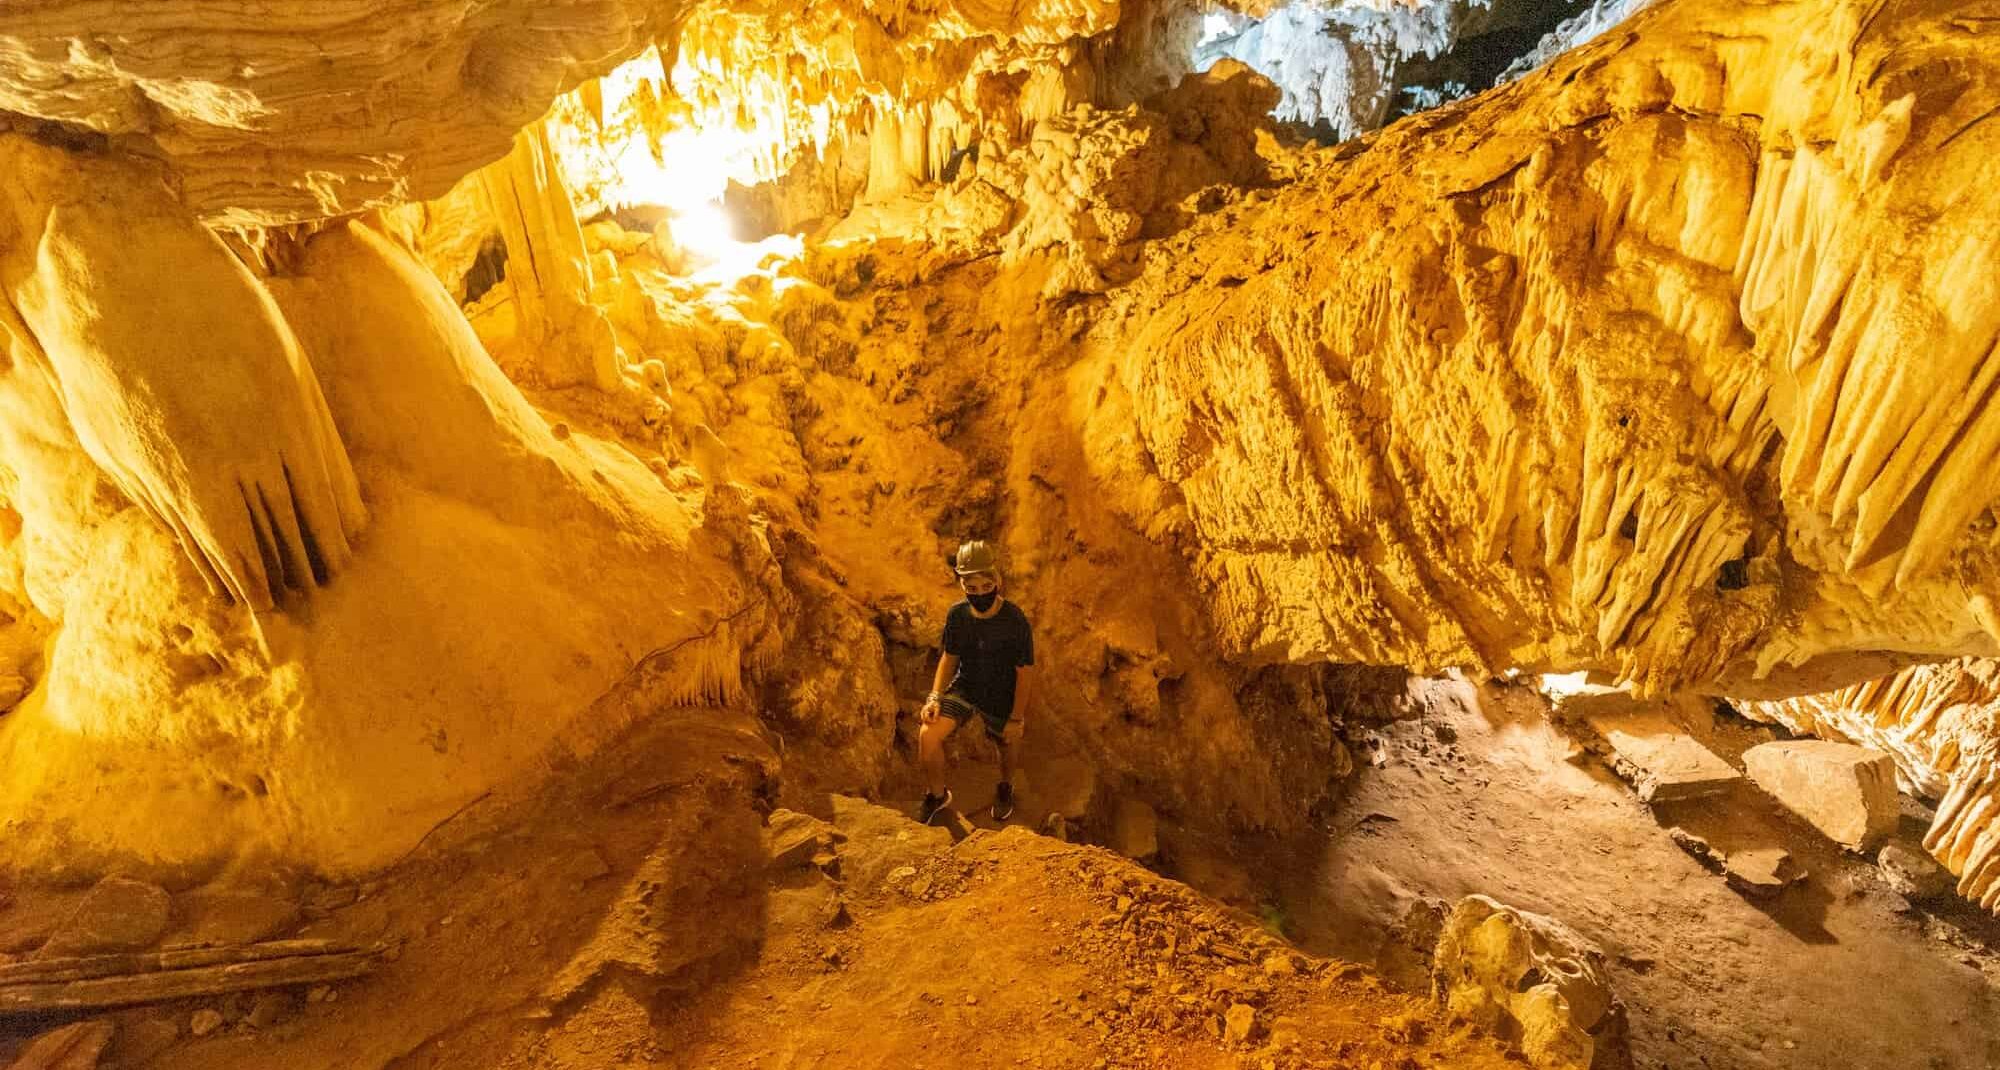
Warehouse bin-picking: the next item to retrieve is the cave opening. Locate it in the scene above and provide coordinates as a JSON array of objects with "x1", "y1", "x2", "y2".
[{"x1": 1190, "y1": 0, "x2": 1656, "y2": 141}]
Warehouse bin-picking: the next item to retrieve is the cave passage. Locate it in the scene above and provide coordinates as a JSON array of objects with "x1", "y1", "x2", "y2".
[{"x1": 0, "y1": 1, "x2": 1997, "y2": 1068}]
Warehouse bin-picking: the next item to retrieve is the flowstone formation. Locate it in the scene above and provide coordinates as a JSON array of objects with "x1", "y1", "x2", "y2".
[
  {"x1": 0, "y1": 138, "x2": 774, "y2": 876},
  {"x1": 1087, "y1": 0, "x2": 2000, "y2": 693}
]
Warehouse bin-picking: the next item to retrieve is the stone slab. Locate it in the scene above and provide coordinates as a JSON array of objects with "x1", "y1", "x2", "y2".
[
  {"x1": 1743, "y1": 740, "x2": 1898, "y2": 850},
  {"x1": 39, "y1": 879, "x2": 171, "y2": 959},
  {"x1": 1582, "y1": 707, "x2": 1741, "y2": 803}
]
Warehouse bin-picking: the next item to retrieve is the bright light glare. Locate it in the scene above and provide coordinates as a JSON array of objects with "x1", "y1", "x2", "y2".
[
  {"x1": 1199, "y1": 12, "x2": 1236, "y2": 44},
  {"x1": 1536, "y1": 670, "x2": 1623, "y2": 700},
  {"x1": 673, "y1": 201, "x2": 738, "y2": 259},
  {"x1": 582, "y1": 46, "x2": 778, "y2": 216},
  {"x1": 669, "y1": 201, "x2": 802, "y2": 284}
]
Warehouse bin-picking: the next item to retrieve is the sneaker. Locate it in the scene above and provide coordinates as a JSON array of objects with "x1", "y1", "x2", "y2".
[
  {"x1": 993, "y1": 781, "x2": 1015, "y2": 822},
  {"x1": 920, "y1": 788, "x2": 954, "y2": 825}
]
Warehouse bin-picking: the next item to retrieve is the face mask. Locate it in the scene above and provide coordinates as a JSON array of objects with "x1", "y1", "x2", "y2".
[{"x1": 967, "y1": 590, "x2": 998, "y2": 612}]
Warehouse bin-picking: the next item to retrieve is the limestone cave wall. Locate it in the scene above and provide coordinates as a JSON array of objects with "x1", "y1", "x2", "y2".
[{"x1": 0, "y1": 0, "x2": 1996, "y2": 919}]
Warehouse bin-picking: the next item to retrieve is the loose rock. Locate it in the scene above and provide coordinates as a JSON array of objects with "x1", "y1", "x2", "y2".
[
  {"x1": 188, "y1": 1009, "x2": 224, "y2": 1038},
  {"x1": 765, "y1": 809, "x2": 842, "y2": 871},
  {"x1": 1743, "y1": 740, "x2": 1899, "y2": 850},
  {"x1": 40, "y1": 877, "x2": 172, "y2": 957},
  {"x1": 246, "y1": 989, "x2": 301, "y2": 1030},
  {"x1": 1224, "y1": 1002, "x2": 1256, "y2": 1044},
  {"x1": 1879, "y1": 840, "x2": 1955, "y2": 900}
]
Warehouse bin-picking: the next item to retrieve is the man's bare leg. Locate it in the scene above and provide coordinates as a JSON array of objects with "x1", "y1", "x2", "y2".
[
  {"x1": 920, "y1": 716, "x2": 960, "y2": 797},
  {"x1": 995, "y1": 733, "x2": 1016, "y2": 786}
]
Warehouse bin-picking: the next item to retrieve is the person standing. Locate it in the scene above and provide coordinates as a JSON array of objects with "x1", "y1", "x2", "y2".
[{"x1": 918, "y1": 540, "x2": 1034, "y2": 824}]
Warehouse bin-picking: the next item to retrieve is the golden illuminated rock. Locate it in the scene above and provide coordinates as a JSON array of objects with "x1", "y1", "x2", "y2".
[
  {"x1": 0, "y1": 0, "x2": 1997, "y2": 921},
  {"x1": 0, "y1": 0, "x2": 679, "y2": 224},
  {"x1": 0, "y1": 135, "x2": 366, "y2": 613},
  {"x1": 0, "y1": 176, "x2": 775, "y2": 874},
  {"x1": 1744, "y1": 658, "x2": 2000, "y2": 910},
  {"x1": 1078, "y1": 0, "x2": 2000, "y2": 692}
]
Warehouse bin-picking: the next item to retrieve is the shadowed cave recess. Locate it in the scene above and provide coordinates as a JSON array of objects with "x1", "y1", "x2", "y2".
[{"x1": 0, "y1": 0, "x2": 1997, "y2": 1068}]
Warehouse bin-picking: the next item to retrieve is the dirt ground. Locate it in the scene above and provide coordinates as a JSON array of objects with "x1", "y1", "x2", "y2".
[
  {"x1": 12, "y1": 672, "x2": 1999, "y2": 1070},
  {"x1": 1, "y1": 702, "x2": 1516, "y2": 1070},
  {"x1": 1256, "y1": 676, "x2": 2000, "y2": 1070}
]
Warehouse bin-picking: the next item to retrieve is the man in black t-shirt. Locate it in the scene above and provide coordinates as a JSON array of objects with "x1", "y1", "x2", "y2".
[{"x1": 918, "y1": 539, "x2": 1035, "y2": 824}]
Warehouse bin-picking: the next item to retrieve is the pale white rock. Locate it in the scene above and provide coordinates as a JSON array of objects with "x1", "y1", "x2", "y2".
[{"x1": 1743, "y1": 741, "x2": 1899, "y2": 851}]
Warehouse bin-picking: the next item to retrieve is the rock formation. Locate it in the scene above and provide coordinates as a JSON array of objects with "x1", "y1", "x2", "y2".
[
  {"x1": 0, "y1": 0, "x2": 1994, "y2": 926},
  {"x1": 1087, "y1": 0, "x2": 2000, "y2": 696},
  {"x1": 0, "y1": 150, "x2": 776, "y2": 874},
  {"x1": 1432, "y1": 895, "x2": 1625, "y2": 1069},
  {"x1": 1745, "y1": 657, "x2": 2000, "y2": 909}
]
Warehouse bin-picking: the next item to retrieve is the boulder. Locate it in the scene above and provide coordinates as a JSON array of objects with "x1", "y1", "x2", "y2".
[
  {"x1": 1742, "y1": 741, "x2": 1899, "y2": 850},
  {"x1": 828, "y1": 796, "x2": 951, "y2": 893},
  {"x1": 1432, "y1": 896, "x2": 1626, "y2": 1070},
  {"x1": 764, "y1": 809, "x2": 842, "y2": 871},
  {"x1": 1110, "y1": 799, "x2": 1159, "y2": 861},
  {"x1": 40, "y1": 878, "x2": 171, "y2": 957},
  {"x1": 1878, "y1": 840, "x2": 1955, "y2": 900},
  {"x1": 6, "y1": 1019, "x2": 116, "y2": 1070}
]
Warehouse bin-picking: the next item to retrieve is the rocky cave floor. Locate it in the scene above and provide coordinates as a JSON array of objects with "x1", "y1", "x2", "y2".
[
  {"x1": 0, "y1": 705, "x2": 1525, "y2": 1070},
  {"x1": 4, "y1": 680, "x2": 1997, "y2": 1070},
  {"x1": 1235, "y1": 679, "x2": 2000, "y2": 1070}
]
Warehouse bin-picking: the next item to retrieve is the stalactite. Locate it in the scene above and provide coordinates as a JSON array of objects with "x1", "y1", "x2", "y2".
[{"x1": 477, "y1": 121, "x2": 625, "y2": 392}]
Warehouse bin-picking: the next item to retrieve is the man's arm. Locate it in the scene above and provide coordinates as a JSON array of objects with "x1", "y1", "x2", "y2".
[{"x1": 922, "y1": 653, "x2": 959, "y2": 723}]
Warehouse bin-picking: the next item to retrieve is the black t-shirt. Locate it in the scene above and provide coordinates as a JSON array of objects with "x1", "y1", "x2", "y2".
[{"x1": 941, "y1": 599, "x2": 1034, "y2": 719}]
